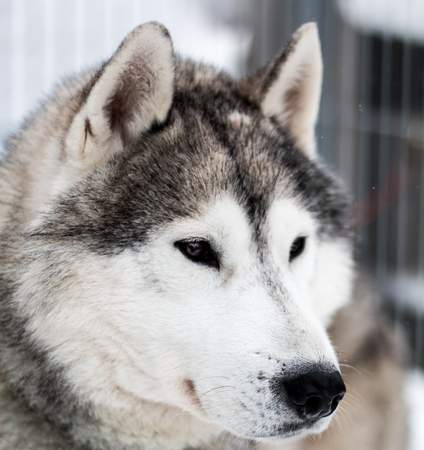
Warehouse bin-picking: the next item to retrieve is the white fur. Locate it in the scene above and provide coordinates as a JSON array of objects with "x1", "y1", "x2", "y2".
[
  {"x1": 17, "y1": 193, "x2": 352, "y2": 446},
  {"x1": 228, "y1": 111, "x2": 252, "y2": 128}
]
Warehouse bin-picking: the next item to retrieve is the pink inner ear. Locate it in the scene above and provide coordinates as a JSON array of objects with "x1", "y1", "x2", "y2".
[
  {"x1": 84, "y1": 22, "x2": 175, "y2": 147},
  {"x1": 103, "y1": 56, "x2": 152, "y2": 145}
]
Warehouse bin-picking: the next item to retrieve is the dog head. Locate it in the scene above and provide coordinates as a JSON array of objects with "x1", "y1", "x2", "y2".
[{"x1": 11, "y1": 22, "x2": 353, "y2": 443}]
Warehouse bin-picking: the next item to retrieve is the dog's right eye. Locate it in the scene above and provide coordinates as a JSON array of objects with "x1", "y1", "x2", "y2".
[
  {"x1": 174, "y1": 239, "x2": 220, "y2": 270},
  {"x1": 289, "y1": 236, "x2": 306, "y2": 262}
]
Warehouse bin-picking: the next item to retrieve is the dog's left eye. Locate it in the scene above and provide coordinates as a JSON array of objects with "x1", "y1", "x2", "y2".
[
  {"x1": 289, "y1": 236, "x2": 306, "y2": 262},
  {"x1": 174, "y1": 239, "x2": 220, "y2": 270}
]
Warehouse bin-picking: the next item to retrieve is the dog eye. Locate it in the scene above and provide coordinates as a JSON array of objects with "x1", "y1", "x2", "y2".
[
  {"x1": 289, "y1": 236, "x2": 306, "y2": 262},
  {"x1": 174, "y1": 239, "x2": 220, "y2": 270}
]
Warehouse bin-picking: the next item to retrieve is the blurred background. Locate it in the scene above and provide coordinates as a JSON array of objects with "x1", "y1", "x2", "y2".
[{"x1": 0, "y1": 0, "x2": 423, "y2": 447}]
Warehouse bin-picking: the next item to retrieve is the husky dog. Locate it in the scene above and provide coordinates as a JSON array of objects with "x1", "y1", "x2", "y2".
[{"x1": 0, "y1": 22, "x2": 405, "y2": 450}]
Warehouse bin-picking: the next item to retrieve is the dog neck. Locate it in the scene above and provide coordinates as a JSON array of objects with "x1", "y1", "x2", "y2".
[
  {"x1": 0, "y1": 369, "x2": 221, "y2": 450},
  {"x1": 73, "y1": 397, "x2": 222, "y2": 450}
]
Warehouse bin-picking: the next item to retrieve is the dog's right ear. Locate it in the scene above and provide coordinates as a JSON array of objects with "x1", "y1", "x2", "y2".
[{"x1": 66, "y1": 22, "x2": 174, "y2": 167}]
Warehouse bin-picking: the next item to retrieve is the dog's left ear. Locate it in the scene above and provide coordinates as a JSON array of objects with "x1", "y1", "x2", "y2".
[{"x1": 247, "y1": 23, "x2": 322, "y2": 157}]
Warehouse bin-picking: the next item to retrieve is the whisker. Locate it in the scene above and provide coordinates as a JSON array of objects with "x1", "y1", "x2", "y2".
[
  {"x1": 339, "y1": 363, "x2": 364, "y2": 376},
  {"x1": 199, "y1": 385, "x2": 236, "y2": 398}
]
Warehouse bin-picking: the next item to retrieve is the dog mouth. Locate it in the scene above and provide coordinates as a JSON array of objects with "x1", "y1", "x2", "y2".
[
  {"x1": 181, "y1": 378, "x2": 332, "y2": 440},
  {"x1": 182, "y1": 378, "x2": 204, "y2": 411}
]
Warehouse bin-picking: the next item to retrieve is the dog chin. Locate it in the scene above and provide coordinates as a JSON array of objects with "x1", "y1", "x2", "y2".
[{"x1": 246, "y1": 416, "x2": 333, "y2": 443}]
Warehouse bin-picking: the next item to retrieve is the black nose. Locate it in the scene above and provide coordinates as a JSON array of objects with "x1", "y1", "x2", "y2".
[{"x1": 281, "y1": 370, "x2": 346, "y2": 420}]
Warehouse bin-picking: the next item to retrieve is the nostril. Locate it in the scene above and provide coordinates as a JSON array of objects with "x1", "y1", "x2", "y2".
[
  {"x1": 330, "y1": 392, "x2": 344, "y2": 414},
  {"x1": 303, "y1": 395, "x2": 324, "y2": 417}
]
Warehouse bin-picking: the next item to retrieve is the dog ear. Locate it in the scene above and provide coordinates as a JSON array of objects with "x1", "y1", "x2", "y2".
[
  {"x1": 66, "y1": 22, "x2": 174, "y2": 166},
  {"x1": 247, "y1": 23, "x2": 322, "y2": 157}
]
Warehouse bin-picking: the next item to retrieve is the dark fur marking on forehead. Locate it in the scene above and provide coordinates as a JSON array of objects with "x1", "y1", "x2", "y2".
[
  {"x1": 30, "y1": 60, "x2": 352, "y2": 255},
  {"x1": 174, "y1": 83, "x2": 351, "y2": 241},
  {"x1": 173, "y1": 87, "x2": 277, "y2": 239}
]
